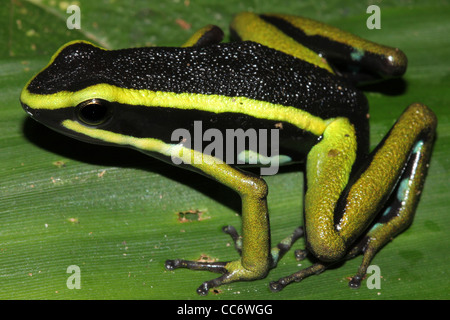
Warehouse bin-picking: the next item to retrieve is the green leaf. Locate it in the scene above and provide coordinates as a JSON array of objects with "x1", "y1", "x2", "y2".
[{"x1": 1, "y1": 0, "x2": 448, "y2": 300}]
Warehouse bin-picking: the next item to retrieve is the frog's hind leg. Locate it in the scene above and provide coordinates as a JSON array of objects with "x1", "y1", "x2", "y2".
[
  {"x1": 270, "y1": 103, "x2": 436, "y2": 292},
  {"x1": 269, "y1": 262, "x2": 328, "y2": 292},
  {"x1": 346, "y1": 130, "x2": 436, "y2": 287},
  {"x1": 344, "y1": 103, "x2": 436, "y2": 288}
]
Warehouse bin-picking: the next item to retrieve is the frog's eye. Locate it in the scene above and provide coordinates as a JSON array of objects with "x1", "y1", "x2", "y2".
[{"x1": 76, "y1": 99, "x2": 112, "y2": 126}]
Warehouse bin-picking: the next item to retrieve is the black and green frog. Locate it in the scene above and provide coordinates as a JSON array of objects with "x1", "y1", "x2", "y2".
[{"x1": 20, "y1": 12, "x2": 436, "y2": 295}]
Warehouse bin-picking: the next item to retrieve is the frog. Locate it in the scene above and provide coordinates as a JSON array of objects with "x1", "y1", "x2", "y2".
[{"x1": 20, "y1": 12, "x2": 436, "y2": 295}]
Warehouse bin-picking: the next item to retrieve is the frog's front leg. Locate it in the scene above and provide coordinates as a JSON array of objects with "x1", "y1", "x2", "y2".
[
  {"x1": 270, "y1": 103, "x2": 436, "y2": 292},
  {"x1": 164, "y1": 148, "x2": 273, "y2": 295}
]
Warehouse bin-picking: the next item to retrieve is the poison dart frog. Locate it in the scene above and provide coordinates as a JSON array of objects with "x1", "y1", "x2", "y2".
[{"x1": 20, "y1": 12, "x2": 436, "y2": 295}]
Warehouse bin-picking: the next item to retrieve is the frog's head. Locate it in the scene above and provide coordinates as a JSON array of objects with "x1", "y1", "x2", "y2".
[
  {"x1": 20, "y1": 41, "x2": 168, "y2": 150},
  {"x1": 20, "y1": 41, "x2": 114, "y2": 144}
]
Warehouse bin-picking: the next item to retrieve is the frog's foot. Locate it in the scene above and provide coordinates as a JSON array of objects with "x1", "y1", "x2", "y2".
[
  {"x1": 268, "y1": 238, "x2": 368, "y2": 292},
  {"x1": 268, "y1": 229, "x2": 386, "y2": 292},
  {"x1": 165, "y1": 225, "x2": 271, "y2": 295},
  {"x1": 165, "y1": 225, "x2": 304, "y2": 295},
  {"x1": 345, "y1": 234, "x2": 385, "y2": 289},
  {"x1": 165, "y1": 258, "x2": 268, "y2": 295},
  {"x1": 269, "y1": 262, "x2": 327, "y2": 292}
]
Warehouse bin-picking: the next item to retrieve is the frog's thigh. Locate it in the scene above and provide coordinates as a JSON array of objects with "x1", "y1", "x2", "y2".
[
  {"x1": 345, "y1": 103, "x2": 436, "y2": 287},
  {"x1": 304, "y1": 117, "x2": 358, "y2": 262},
  {"x1": 339, "y1": 103, "x2": 436, "y2": 243},
  {"x1": 304, "y1": 103, "x2": 436, "y2": 265}
]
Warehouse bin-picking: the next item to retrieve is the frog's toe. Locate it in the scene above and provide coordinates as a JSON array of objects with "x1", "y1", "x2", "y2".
[
  {"x1": 164, "y1": 259, "x2": 178, "y2": 271},
  {"x1": 348, "y1": 275, "x2": 363, "y2": 288},
  {"x1": 222, "y1": 225, "x2": 242, "y2": 255},
  {"x1": 294, "y1": 249, "x2": 308, "y2": 261},
  {"x1": 164, "y1": 259, "x2": 230, "y2": 295},
  {"x1": 165, "y1": 258, "x2": 228, "y2": 273},
  {"x1": 269, "y1": 279, "x2": 287, "y2": 292},
  {"x1": 196, "y1": 273, "x2": 233, "y2": 295}
]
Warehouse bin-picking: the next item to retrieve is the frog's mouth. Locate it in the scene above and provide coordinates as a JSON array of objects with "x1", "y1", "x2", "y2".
[{"x1": 21, "y1": 102, "x2": 35, "y2": 118}]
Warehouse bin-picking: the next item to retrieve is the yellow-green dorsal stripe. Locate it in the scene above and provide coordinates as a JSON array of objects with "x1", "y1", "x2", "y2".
[{"x1": 21, "y1": 84, "x2": 328, "y2": 136}]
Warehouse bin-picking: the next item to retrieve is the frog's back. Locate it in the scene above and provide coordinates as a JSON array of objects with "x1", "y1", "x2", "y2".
[
  {"x1": 27, "y1": 41, "x2": 368, "y2": 159},
  {"x1": 28, "y1": 41, "x2": 366, "y2": 117}
]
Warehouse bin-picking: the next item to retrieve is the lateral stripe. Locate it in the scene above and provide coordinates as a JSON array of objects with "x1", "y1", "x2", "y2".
[
  {"x1": 62, "y1": 120, "x2": 226, "y2": 167},
  {"x1": 63, "y1": 120, "x2": 172, "y2": 153},
  {"x1": 21, "y1": 84, "x2": 328, "y2": 136}
]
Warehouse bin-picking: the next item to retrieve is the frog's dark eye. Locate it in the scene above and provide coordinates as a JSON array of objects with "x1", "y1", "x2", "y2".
[{"x1": 76, "y1": 99, "x2": 112, "y2": 126}]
